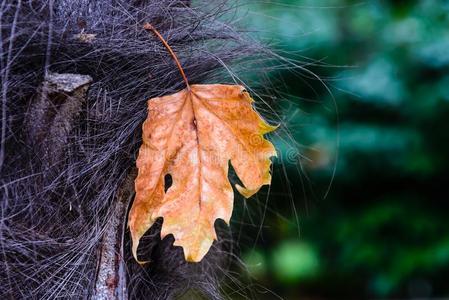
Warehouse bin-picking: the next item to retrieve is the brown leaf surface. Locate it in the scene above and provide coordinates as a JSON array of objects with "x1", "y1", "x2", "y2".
[{"x1": 129, "y1": 84, "x2": 276, "y2": 262}]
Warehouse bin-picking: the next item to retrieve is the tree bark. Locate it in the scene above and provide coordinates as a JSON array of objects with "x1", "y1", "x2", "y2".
[
  {"x1": 93, "y1": 174, "x2": 134, "y2": 300},
  {"x1": 28, "y1": 72, "x2": 132, "y2": 300}
]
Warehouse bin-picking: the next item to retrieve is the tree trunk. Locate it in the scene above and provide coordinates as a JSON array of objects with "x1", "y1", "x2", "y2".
[{"x1": 28, "y1": 72, "x2": 131, "y2": 300}]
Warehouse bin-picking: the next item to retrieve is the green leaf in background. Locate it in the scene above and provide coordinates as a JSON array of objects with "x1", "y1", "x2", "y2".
[{"x1": 272, "y1": 241, "x2": 320, "y2": 283}]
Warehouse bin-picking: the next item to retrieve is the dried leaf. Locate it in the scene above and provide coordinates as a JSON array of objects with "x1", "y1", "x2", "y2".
[{"x1": 129, "y1": 84, "x2": 277, "y2": 262}]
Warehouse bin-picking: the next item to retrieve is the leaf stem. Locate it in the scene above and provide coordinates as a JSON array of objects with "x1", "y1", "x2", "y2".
[{"x1": 143, "y1": 23, "x2": 190, "y2": 90}]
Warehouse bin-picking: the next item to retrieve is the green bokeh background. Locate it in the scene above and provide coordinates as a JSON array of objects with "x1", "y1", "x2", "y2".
[{"x1": 232, "y1": 1, "x2": 449, "y2": 299}]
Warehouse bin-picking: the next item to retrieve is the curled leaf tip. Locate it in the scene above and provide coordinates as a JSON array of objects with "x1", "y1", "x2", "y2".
[
  {"x1": 235, "y1": 184, "x2": 261, "y2": 199},
  {"x1": 131, "y1": 240, "x2": 151, "y2": 265}
]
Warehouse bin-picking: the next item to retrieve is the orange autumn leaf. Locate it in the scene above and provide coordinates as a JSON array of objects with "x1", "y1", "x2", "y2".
[
  {"x1": 128, "y1": 84, "x2": 277, "y2": 262},
  {"x1": 128, "y1": 23, "x2": 277, "y2": 263}
]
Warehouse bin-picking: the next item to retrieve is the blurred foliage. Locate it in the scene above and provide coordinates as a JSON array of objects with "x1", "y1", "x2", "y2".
[{"x1": 232, "y1": 0, "x2": 449, "y2": 299}]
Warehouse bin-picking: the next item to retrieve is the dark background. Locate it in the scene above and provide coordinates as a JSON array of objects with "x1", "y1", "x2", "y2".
[{"x1": 230, "y1": 1, "x2": 449, "y2": 299}]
